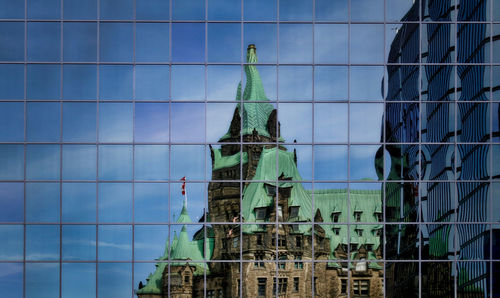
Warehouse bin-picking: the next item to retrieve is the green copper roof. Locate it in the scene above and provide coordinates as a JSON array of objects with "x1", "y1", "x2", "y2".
[
  {"x1": 176, "y1": 201, "x2": 192, "y2": 223},
  {"x1": 136, "y1": 263, "x2": 167, "y2": 295},
  {"x1": 212, "y1": 147, "x2": 248, "y2": 170},
  {"x1": 220, "y1": 45, "x2": 276, "y2": 141}
]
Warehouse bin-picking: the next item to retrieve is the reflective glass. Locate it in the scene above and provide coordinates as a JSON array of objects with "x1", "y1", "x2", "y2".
[
  {"x1": 27, "y1": 102, "x2": 60, "y2": 142},
  {"x1": 351, "y1": 0, "x2": 384, "y2": 21},
  {"x1": 134, "y1": 225, "x2": 169, "y2": 261},
  {"x1": 279, "y1": 103, "x2": 312, "y2": 143},
  {"x1": 27, "y1": 64, "x2": 60, "y2": 99},
  {"x1": 135, "y1": 65, "x2": 169, "y2": 100},
  {"x1": 0, "y1": 102, "x2": 24, "y2": 141},
  {"x1": 134, "y1": 183, "x2": 169, "y2": 223},
  {"x1": 314, "y1": 24, "x2": 348, "y2": 64},
  {"x1": 99, "y1": 65, "x2": 133, "y2": 100},
  {"x1": 279, "y1": 0, "x2": 312, "y2": 21},
  {"x1": 206, "y1": 103, "x2": 237, "y2": 142},
  {"x1": 100, "y1": 0, "x2": 133, "y2": 20},
  {"x1": 279, "y1": 24, "x2": 312, "y2": 64},
  {"x1": 28, "y1": 0, "x2": 60, "y2": 19},
  {"x1": 26, "y1": 145, "x2": 60, "y2": 180},
  {"x1": 0, "y1": 23, "x2": 24, "y2": 61},
  {"x1": 171, "y1": 103, "x2": 205, "y2": 142},
  {"x1": 61, "y1": 263, "x2": 96, "y2": 298},
  {"x1": 136, "y1": 23, "x2": 169, "y2": 62},
  {"x1": 0, "y1": 0, "x2": 24, "y2": 19},
  {"x1": 99, "y1": 23, "x2": 133, "y2": 62},
  {"x1": 171, "y1": 145, "x2": 205, "y2": 180},
  {"x1": 63, "y1": 65, "x2": 97, "y2": 99},
  {"x1": 63, "y1": 23, "x2": 97, "y2": 62},
  {"x1": 313, "y1": 146, "x2": 348, "y2": 181},
  {"x1": 350, "y1": 145, "x2": 380, "y2": 180},
  {"x1": 278, "y1": 66, "x2": 312, "y2": 101},
  {"x1": 0, "y1": 145, "x2": 24, "y2": 180},
  {"x1": 315, "y1": 0, "x2": 347, "y2": 21},
  {"x1": 62, "y1": 145, "x2": 96, "y2": 180},
  {"x1": 98, "y1": 145, "x2": 133, "y2": 181},
  {"x1": 314, "y1": 66, "x2": 348, "y2": 100},
  {"x1": 244, "y1": 24, "x2": 277, "y2": 64},
  {"x1": 350, "y1": 103, "x2": 384, "y2": 143},
  {"x1": 207, "y1": 65, "x2": 241, "y2": 101},
  {"x1": 171, "y1": 65, "x2": 204, "y2": 100},
  {"x1": 62, "y1": 102, "x2": 97, "y2": 142},
  {"x1": 0, "y1": 263, "x2": 22, "y2": 298},
  {"x1": 0, "y1": 64, "x2": 24, "y2": 99},
  {"x1": 172, "y1": 0, "x2": 204, "y2": 20},
  {"x1": 97, "y1": 263, "x2": 132, "y2": 297},
  {"x1": 134, "y1": 103, "x2": 169, "y2": 142},
  {"x1": 63, "y1": 0, "x2": 97, "y2": 20},
  {"x1": 98, "y1": 102, "x2": 133, "y2": 142},
  {"x1": 98, "y1": 225, "x2": 132, "y2": 261},
  {"x1": 208, "y1": 23, "x2": 241, "y2": 62},
  {"x1": 62, "y1": 183, "x2": 96, "y2": 222},
  {"x1": 26, "y1": 225, "x2": 59, "y2": 260},
  {"x1": 135, "y1": 145, "x2": 169, "y2": 181},
  {"x1": 208, "y1": 0, "x2": 240, "y2": 20},
  {"x1": 25, "y1": 263, "x2": 59, "y2": 298},
  {"x1": 350, "y1": 24, "x2": 384, "y2": 64},
  {"x1": 62, "y1": 225, "x2": 96, "y2": 261},
  {"x1": 136, "y1": 0, "x2": 169, "y2": 20},
  {"x1": 98, "y1": 183, "x2": 132, "y2": 223},
  {"x1": 27, "y1": 22, "x2": 60, "y2": 62},
  {"x1": 0, "y1": 225, "x2": 23, "y2": 260},
  {"x1": 0, "y1": 182, "x2": 23, "y2": 222},
  {"x1": 314, "y1": 103, "x2": 348, "y2": 143},
  {"x1": 172, "y1": 23, "x2": 205, "y2": 62},
  {"x1": 26, "y1": 182, "x2": 59, "y2": 223},
  {"x1": 244, "y1": 0, "x2": 276, "y2": 21},
  {"x1": 350, "y1": 66, "x2": 385, "y2": 101}
]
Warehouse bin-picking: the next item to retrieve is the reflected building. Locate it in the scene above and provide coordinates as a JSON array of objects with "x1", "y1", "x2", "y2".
[
  {"x1": 136, "y1": 45, "x2": 384, "y2": 297},
  {"x1": 382, "y1": 0, "x2": 499, "y2": 297}
]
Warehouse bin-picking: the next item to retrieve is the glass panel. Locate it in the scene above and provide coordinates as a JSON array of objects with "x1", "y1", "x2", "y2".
[
  {"x1": 98, "y1": 102, "x2": 133, "y2": 142},
  {"x1": 136, "y1": 23, "x2": 169, "y2": 62},
  {"x1": 27, "y1": 102, "x2": 60, "y2": 142},
  {"x1": 0, "y1": 225, "x2": 23, "y2": 260},
  {"x1": 279, "y1": 0, "x2": 312, "y2": 21},
  {"x1": 26, "y1": 145, "x2": 60, "y2": 180},
  {"x1": 25, "y1": 263, "x2": 59, "y2": 298},
  {"x1": 136, "y1": 0, "x2": 169, "y2": 20},
  {"x1": 0, "y1": 102, "x2": 24, "y2": 141},
  {"x1": 0, "y1": 145, "x2": 24, "y2": 180},
  {"x1": 244, "y1": 24, "x2": 277, "y2": 64},
  {"x1": 100, "y1": 0, "x2": 133, "y2": 20},
  {"x1": 170, "y1": 182, "x2": 205, "y2": 222},
  {"x1": 350, "y1": 24, "x2": 384, "y2": 64},
  {"x1": 313, "y1": 146, "x2": 348, "y2": 181},
  {"x1": 26, "y1": 182, "x2": 59, "y2": 223},
  {"x1": 134, "y1": 145, "x2": 169, "y2": 181},
  {"x1": 97, "y1": 263, "x2": 132, "y2": 298},
  {"x1": 314, "y1": 66, "x2": 348, "y2": 101},
  {"x1": 206, "y1": 103, "x2": 237, "y2": 142},
  {"x1": 61, "y1": 263, "x2": 96, "y2": 298},
  {"x1": 98, "y1": 225, "x2": 132, "y2": 261},
  {"x1": 0, "y1": 0, "x2": 24, "y2": 19},
  {"x1": 63, "y1": 65, "x2": 97, "y2": 99},
  {"x1": 0, "y1": 64, "x2": 24, "y2": 99},
  {"x1": 99, "y1": 23, "x2": 133, "y2": 62},
  {"x1": 279, "y1": 103, "x2": 312, "y2": 143},
  {"x1": 98, "y1": 145, "x2": 133, "y2": 181},
  {"x1": 0, "y1": 183, "x2": 23, "y2": 222},
  {"x1": 350, "y1": 145, "x2": 380, "y2": 180},
  {"x1": 244, "y1": 0, "x2": 276, "y2": 21},
  {"x1": 171, "y1": 65, "x2": 204, "y2": 100},
  {"x1": 315, "y1": 0, "x2": 347, "y2": 21},
  {"x1": 208, "y1": 0, "x2": 241, "y2": 21},
  {"x1": 172, "y1": 23, "x2": 205, "y2": 62},
  {"x1": 98, "y1": 183, "x2": 132, "y2": 223},
  {"x1": 171, "y1": 145, "x2": 205, "y2": 181},
  {"x1": 62, "y1": 102, "x2": 97, "y2": 142},
  {"x1": 26, "y1": 225, "x2": 59, "y2": 260},
  {"x1": 314, "y1": 103, "x2": 348, "y2": 143},
  {"x1": 62, "y1": 225, "x2": 96, "y2": 260},
  {"x1": 134, "y1": 183, "x2": 169, "y2": 222},
  {"x1": 350, "y1": 103, "x2": 384, "y2": 143},
  {"x1": 279, "y1": 24, "x2": 312, "y2": 64},
  {"x1": 134, "y1": 225, "x2": 169, "y2": 260},
  {"x1": 63, "y1": 23, "x2": 97, "y2": 62},
  {"x1": 350, "y1": 66, "x2": 385, "y2": 101},
  {"x1": 134, "y1": 103, "x2": 169, "y2": 142},
  {"x1": 99, "y1": 65, "x2": 133, "y2": 100},
  {"x1": 314, "y1": 24, "x2": 348, "y2": 64},
  {"x1": 62, "y1": 182, "x2": 96, "y2": 222},
  {"x1": 207, "y1": 65, "x2": 241, "y2": 101},
  {"x1": 172, "y1": 0, "x2": 204, "y2": 20},
  {"x1": 28, "y1": 0, "x2": 59, "y2": 19},
  {"x1": 64, "y1": 0, "x2": 97, "y2": 20},
  {"x1": 62, "y1": 145, "x2": 96, "y2": 180},
  {"x1": 278, "y1": 66, "x2": 312, "y2": 101},
  {"x1": 171, "y1": 103, "x2": 205, "y2": 143},
  {"x1": 135, "y1": 65, "x2": 169, "y2": 100},
  {"x1": 27, "y1": 64, "x2": 61, "y2": 99},
  {"x1": 0, "y1": 263, "x2": 23, "y2": 298},
  {"x1": 0, "y1": 23, "x2": 24, "y2": 61},
  {"x1": 27, "y1": 22, "x2": 60, "y2": 61},
  {"x1": 208, "y1": 23, "x2": 241, "y2": 63},
  {"x1": 351, "y1": 0, "x2": 383, "y2": 21}
]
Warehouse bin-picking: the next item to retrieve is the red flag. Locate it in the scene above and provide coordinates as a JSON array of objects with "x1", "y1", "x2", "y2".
[{"x1": 181, "y1": 176, "x2": 186, "y2": 195}]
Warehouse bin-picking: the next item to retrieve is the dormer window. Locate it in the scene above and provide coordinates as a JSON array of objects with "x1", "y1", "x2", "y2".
[
  {"x1": 333, "y1": 228, "x2": 340, "y2": 236},
  {"x1": 332, "y1": 212, "x2": 341, "y2": 223},
  {"x1": 355, "y1": 229, "x2": 363, "y2": 237},
  {"x1": 350, "y1": 244, "x2": 358, "y2": 251},
  {"x1": 354, "y1": 211, "x2": 362, "y2": 222},
  {"x1": 255, "y1": 208, "x2": 267, "y2": 220},
  {"x1": 373, "y1": 229, "x2": 381, "y2": 237},
  {"x1": 374, "y1": 212, "x2": 382, "y2": 222},
  {"x1": 290, "y1": 206, "x2": 299, "y2": 218},
  {"x1": 366, "y1": 244, "x2": 374, "y2": 251},
  {"x1": 265, "y1": 184, "x2": 276, "y2": 196}
]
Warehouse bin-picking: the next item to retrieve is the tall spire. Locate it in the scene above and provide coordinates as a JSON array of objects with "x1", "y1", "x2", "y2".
[
  {"x1": 242, "y1": 44, "x2": 268, "y2": 101},
  {"x1": 176, "y1": 199, "x2": 192, "y2": 223}
]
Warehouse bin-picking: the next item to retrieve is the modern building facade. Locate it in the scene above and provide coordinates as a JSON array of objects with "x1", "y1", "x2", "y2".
[
  {"x1": 383, "y1": 0, "x2": 499, "y2": 297},
  {"x1": 136, "y1": 45, "x2": 384, "y2": 298}
]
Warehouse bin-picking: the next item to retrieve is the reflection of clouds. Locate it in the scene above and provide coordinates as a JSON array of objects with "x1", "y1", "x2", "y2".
[
  {"x1": 350, "y1": 104, "x2": 383, "y2": 143},
  {"x1": 0, "y1": 263, "x2": 22, "y2": 278},
  {"x1": 171, "y1": 103, "x2": 205, "y2": 142},
  {"x1": 314, "y1": 24, "x2": 348, "y2": 63},
  {"x1": 350, "y1": 66, "x2": 384, "y2": 100},
  {"x1": 26, "y1": 253, "x2": 59, "y2": 260},
  {"x1": 98, "y1": 241, "x2": 131, "y2": 250},
  {"x1": 314, "y1": 104, "x2": 348, "y2": 142},
  {"x1": 279, "y1": 24, "x2": 312, "y2": 63}
]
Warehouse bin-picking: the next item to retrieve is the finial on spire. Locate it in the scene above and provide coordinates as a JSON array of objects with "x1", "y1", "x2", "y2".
[{"x1": 247, "y1": 44, "x2": 256, "y2": 51}]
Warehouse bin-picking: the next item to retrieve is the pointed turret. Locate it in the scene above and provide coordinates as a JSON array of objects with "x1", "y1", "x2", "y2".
[
  {"x1": 176, "y1": 200, "x2": 192, "y2": 223},
  {"x1": 219, "y1": 44, "x2": 277, "y2": 141}
]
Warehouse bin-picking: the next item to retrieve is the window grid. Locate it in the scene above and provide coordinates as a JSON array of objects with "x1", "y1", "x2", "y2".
[{"x1": 0, "y1": 0, "x2": 497, "y2": 298}]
